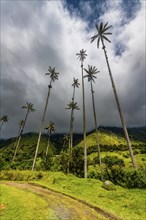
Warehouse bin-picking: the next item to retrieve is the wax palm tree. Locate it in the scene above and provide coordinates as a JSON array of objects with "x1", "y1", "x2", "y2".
[
  {"x1": 13, "y1": 102, "x2": 35, "y2": 161},
  {"x1": 66, "y1": 101, "x2": 80, "y2": 173},
  {"x1": 66, "y1": 101, "x2": 80, "y2": 153},
  {"x1": 84, "y1": 65, "x2": 103, "y2": 180},
  {"x1": 44, "y1": 121, "x2": 56, "y2": 159},
  {"x1": 72, "y1": 78, "x2": 80, "y2": 101},
  {"x1": 69, "y1": 78, "x2": 80, "y2": 152},
  {"x1": 62, "y1": 134, "x2": 70, "y2": 150},
  {"x1": 32, "y1": 66, "x2": 60, "y2": 170},
  {"x1": 0, "y1": 115, "x2": 9, "y2": 130},
  {"x1": 76, "y1": 49, "x2": 88, "y2": 178},
  {"x1": 91, "y1": 22, "x2": 136, "y2": 169}
]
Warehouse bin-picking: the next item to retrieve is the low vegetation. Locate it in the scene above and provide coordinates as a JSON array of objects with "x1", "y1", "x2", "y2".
[
  {"x1": 0, "y1": 170, "x2": 146, "y2": 220},
  {"x1": 0, "y1": 184, "x2": 51, "y2": 220}
]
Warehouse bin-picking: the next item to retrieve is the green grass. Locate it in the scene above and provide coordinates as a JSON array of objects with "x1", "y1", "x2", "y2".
[
  {"x1": 32, "y1": 172, "x2": 146, "y2": 220},
  {"x1": 78, "y1": 131, "x2": 144, "y2": 148},
  {"x1": 1, "y1": 170, "x2": 145, "y2": 220},
  {"x1": 0, "y1": 184, "x2": 53, "y2": 220}
]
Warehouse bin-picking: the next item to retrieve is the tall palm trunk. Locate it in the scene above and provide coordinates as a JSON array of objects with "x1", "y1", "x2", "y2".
[
  {"x1": 70, "y1": 87, "x2": 75, "y2": 153},
  {"x1": 0, "y1": 122, "x2": 4, "y2": 131},
  {"x1": 90, "y1": 81, "x2": 103, "y2": 180},
  {"x1": 32, "y1": 83, "x2": 52, "y2": 170},
  {"x1": 101, "y1": 38, "x2": 136, "y2": 169},
  {"x1": 81, "y1": 60, "x2": 87, "y2": 178},
  {"x1": 13, "y1": 110, "x2": 29, "y2": 161},
  {"x1": 13, "y1": 123, "x2": 23, "y2": 152},
  {"x1": 46, "y1": 131, "x2": 50, "y2": 159}
]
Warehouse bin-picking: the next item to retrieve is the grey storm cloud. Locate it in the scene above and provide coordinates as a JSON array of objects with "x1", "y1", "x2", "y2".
[{"x1": 0, "y1": 0, "x2": 145, "y2": 139}]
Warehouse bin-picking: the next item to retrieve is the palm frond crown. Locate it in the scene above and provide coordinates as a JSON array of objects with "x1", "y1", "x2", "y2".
[
  {"x1": 66, "y1": 101, "x2": 80, "y2": 110},
  {"x1": 22, "y1": 102, "x2": 35, "y2": 112},
  {"x1": 0, "y1": 115, "x2": 9, "y2": 122},
  {"x1": 84, "y1": 65, "x2": 99, "y2": 82},
  {"x1": 76, "y1": 49, "x2": 87, "y2": 62},
  {"x1": 45, "y1": 66, "x2": 59, "y2": 82},
  {"x1": 45, "y1": 121, "x2": 56, "y2": 134},
  {"x1": 91, "y1": 22, "x2": 112, "y2": 48},
  {"x1": 72, "y1": 78, "x2": 80, "y2": 88}
]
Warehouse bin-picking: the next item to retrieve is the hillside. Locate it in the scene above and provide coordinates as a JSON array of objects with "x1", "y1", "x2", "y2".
[{"x1": 0, "y1": 126, "x2": 146, "y2": 171}]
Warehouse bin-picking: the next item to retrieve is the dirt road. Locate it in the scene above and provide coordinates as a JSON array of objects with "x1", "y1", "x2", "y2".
[{"x1": 3, "y1": 182, "x2": 121, "y2": 220}]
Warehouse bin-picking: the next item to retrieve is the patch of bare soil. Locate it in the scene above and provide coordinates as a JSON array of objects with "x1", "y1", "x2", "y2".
[{"x1": 3, "y1": 182, "x2": 122, "y2": 220}]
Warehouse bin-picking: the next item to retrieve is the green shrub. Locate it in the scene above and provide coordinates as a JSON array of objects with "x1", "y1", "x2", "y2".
[
  {"x1": 102, "y1": 168, "x2": 146, "y2": 189},
  {"x1": 88, "y1": 169, "x2": 99, "y2": 179},
  {"x1": 0, "y1": 170, "x2": 47, "y2": 181}
]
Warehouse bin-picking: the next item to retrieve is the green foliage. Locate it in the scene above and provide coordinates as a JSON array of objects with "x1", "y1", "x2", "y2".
[
  {"x1": 102, "y1": 156, "x2": 146, "y2": 188},
  {"x1": 0, "y1": 170, "x2": 47, "y2": 181},
  {"x1": 87, "y1": 168, "x2": 100, "y2": 179},
  {"x1": 104, "y1": 155, "x2": 125, "y2": 168},
  {"x1": 70, "y1": 146, "x2": 84, "y2": 177}
]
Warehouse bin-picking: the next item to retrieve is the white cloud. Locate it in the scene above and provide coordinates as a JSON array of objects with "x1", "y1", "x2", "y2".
[{"x1": 1, "y1": 0, "x2": 145, "y2": 138}]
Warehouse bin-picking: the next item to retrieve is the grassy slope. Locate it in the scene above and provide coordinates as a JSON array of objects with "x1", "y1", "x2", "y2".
[
  {"x1": 78, "y1": 130, "x2": 144, "y2": 147},
  {"x1": 80, "y1": 131, "x2": 146, "y2": 169},
  {"x1": 0, "y1": 184, "x2": 52, "y2": 220},
  {"x1": 34, "y1": 172, "x2": 146, "y2": 220},
  {"x1": 1, "y1": 170, "x2": 145, "y2": 220}
]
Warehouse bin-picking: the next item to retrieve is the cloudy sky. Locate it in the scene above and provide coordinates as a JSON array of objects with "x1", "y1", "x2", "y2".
[{"x1": 0, "y1": 0, "x2": 145, "y2": 139}]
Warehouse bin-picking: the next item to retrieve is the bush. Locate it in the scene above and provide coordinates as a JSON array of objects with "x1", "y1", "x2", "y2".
[
  {"x1": 0, "y1": 170, "x2": 46, "y2": 181},
  {"x1": 104, "y1": 156, "x2": 125, "y2": 168},
  {"x1": 103, "y1": 168, "x2": 146, "y2": 189},
  {"x1": 88, "y1": 169, "x2": 99, "y2": 179}
]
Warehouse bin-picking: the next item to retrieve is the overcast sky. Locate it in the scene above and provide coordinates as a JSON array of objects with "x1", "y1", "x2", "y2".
[{"x1": 0, "y1": 0, "x2": 145, "y2": 139}]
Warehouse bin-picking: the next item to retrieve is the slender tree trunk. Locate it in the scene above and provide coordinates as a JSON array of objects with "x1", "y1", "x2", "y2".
[
  {"x1": 67, "y1": 137, "x2": 71, "y2": 174},
  {"x1": 13, "y1": 124, "x2": 22, "y2": 151},
  {"x1": 46, "y1": 131, "x2": 50, "y2": 159},
  {"x1": 0, "y1": 122, "x2": 4, "y2": 131},
  {"x1": 70, "y1": 87, "x2": 75, "y2": 154},
  {"x1": 90, "y1": 81, "x2": 103, "y2": 180},
  {"x1": 101, "y1": 38, "x2": 137, "y2": 169},
  {"x1": 70, "y1": 109, "x2": 74, "y2": 155},
  {"x1": 32, "y1": 83, "x2": 52, "y2": 170},
  {"x1": 13, "y1": 110, "x2": 29, "y2": 161},
  {"x1": 81, "y1": 60, "x2": 87, "y2": 178}
]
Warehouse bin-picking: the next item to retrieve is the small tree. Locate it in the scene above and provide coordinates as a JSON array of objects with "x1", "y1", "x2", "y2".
[
  {"x1": 66, "y1": 101, "x2": 80, "y2": 154},
  {"x1": 62, "y1": 134, "x2": 70, "y2": 150},
  {"x1": 66, "y1": 101, "x2": 80, "y2": 173},
  {"x1": 44, "y1": 121, "x2": 56, "y2": 159},
  {"x1": 68, "y1": 78, "x2": 80, "y2": 152}
]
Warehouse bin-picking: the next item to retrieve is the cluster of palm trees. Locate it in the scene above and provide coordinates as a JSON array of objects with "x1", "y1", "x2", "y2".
[{"x1": 1, "y1": 22, "x2": 137, "y2": 177}]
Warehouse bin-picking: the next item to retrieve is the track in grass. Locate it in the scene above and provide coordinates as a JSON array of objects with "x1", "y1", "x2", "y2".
[{"x1": 1, "y1": 182, "x2": 121, "y2": 220}]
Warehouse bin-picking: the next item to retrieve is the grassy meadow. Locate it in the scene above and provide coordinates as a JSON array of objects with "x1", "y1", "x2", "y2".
[{"x1": 0, "y1": 170, "x2": 146, "y2": 220}]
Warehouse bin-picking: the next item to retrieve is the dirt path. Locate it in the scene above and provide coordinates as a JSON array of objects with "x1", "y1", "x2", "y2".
[{"x1": 3, "y1": 182, "x2": 121, "y2": 220}]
